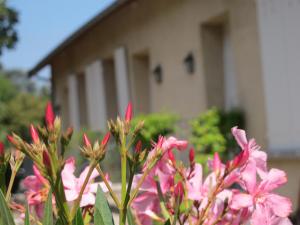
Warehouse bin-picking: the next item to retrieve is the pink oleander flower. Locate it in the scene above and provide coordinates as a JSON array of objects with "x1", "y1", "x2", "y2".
[
  {"x1": 61, "y1": 157, "x2": 109, "y2": 207},
  {"x1": 132, "y1": 136, "x2": 188, "y2": 223},
  {"x1": 231, "y1": 164, "x2": 292, "y2": 225},
  {"x1": 22, "y1": 165, "x2": 50, "y2": 218},
  {"x1": 231, "y1": 126, "x2": 267, "y2": 177},
  {"x1": 132, "y1": 128, "x2": 292, "y2": 225}
]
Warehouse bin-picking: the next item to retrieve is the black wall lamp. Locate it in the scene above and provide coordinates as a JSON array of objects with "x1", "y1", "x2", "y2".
[
  {"x1": 183, "y1": 52, "x2": 195, "y2": 75},
  {"x1": 153, "y1": 64, "x2": 163, "y2": 84}
]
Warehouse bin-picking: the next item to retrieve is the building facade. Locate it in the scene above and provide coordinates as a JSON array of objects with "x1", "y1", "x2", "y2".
[{"x1": 29, "y1": 0, "x2": 300, "y2": 210}]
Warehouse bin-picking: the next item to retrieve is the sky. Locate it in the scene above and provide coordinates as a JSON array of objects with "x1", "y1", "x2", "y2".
[{"x1": 1, "y1": 0, "x2": 116, "y2": 80}]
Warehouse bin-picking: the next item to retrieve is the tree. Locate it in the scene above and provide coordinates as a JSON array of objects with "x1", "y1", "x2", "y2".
[
  {"x1": 0, "y1": 73, "x2": 48, "y2": 142},
  {"x1": 0, "y1": 1, "x2": 18, "y2": 55}
]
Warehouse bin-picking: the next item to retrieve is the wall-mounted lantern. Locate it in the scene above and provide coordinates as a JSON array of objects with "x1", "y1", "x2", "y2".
[
  {"x1": 183, "y1": 52, "x2": 195, "y2": 75},
  {"x1": 153, "y1": 64, "x2": 163, "y2": 83}
]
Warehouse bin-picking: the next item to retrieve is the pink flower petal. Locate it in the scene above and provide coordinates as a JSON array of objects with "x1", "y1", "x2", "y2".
[
  {"x1": 241, "y1": 161, "x2": 257, "y2": 193},
  {"x1": 61, "y1": 158, "x2": 77, "y2": 189},
  {"x1": 22, "y1": 176, "x2": 42, "y2": 191},
  {"x1": 64, "y1": 189, "x2": 78, "y2": 202},
  {"x1": 78, "y1": 167, "x2": 99, "y2": 187},
  {"x1": 231, "y1": 193, "x2": 253, "y2": 210},
  {"x1": 231, "y1": 127, "x2": 248, "y2": 148},
  {"x1": 266, "y1": 194, "x2": 292, "y2": 217},
  {"x1": 80, "y1": 192, "x2": 96, "y2": 207},
  {"x1": 259, "y1": 169, "x2": 287, "y2": 193},
  {"x1": 89, "y1": 182, "x2": 109, "y2": 193}
]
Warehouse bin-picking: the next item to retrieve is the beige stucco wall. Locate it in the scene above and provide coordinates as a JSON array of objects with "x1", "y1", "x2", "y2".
[{"x1": 51, "y1": 0, "x2": 266, "y2": 145}]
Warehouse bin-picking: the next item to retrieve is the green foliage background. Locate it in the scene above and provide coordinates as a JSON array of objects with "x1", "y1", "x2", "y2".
[
  {"x1": 0, "y1": 73, "x2": 48, "y2": 144},
  {"x1": 131, "y1": 113, "x2": 179, "y2": 150},
  {"x1": 190, "y1": 108, "x2": 245, "y2": 167}
]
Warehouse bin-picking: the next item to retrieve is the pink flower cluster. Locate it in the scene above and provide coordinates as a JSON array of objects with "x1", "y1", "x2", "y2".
[
  {"x1": 132, "y1": 127, "x2": 292, "y2": 225},
  {"x1": 23, "y1": 157, "x2": 108, "y2": 217}
]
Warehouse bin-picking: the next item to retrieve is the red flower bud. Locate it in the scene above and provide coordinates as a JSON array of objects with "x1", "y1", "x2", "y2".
[
  {"x1": 125, "y1": 102, "x2": 133, "y2": 122},
  {"x1": 42, "y1": 150, "x2": 51, "y2": 169},
  {"x1": 45, "y1": 102, "x2": 55, "y2": 128},
  {"x1": 189, "y1": 148, "x2": 195, "y2": 164},
  {"x1": 30, "y1": 124, "x2": 40, "y2": 144},
  {"x1": 168, "y1": 150, "x2": 176, "y2": 164},
  {"x1": 232, "y1": 149, "x2": 249, "y2": 168},
  {"x1": 135, "y1": 140, "x2": 142, "y2": 153},
  {"x1": 83, "y1": 133, "x2": 91, "y2": 147},
  {"x1": 174, "y1": 181, "x2": 184, "y2": 202},
  {"x1": 7, "y1": 135, "x2": 16, "y2": 145},
  {"x1": 213, "y1": 152, "x2": 221, "y2": 173},
  {"x1": 0, "y1": 142, "x2": 4, "y2": 156},
  {"x1": 101, "y1": 132, "x2": 110, "y2": 148}
]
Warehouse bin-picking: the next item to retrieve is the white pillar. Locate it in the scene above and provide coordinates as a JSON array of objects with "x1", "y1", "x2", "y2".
[
  {"x1": 114, "y1": 47, "x2": 130, "y2": 116},
  {"x1": 67, "y1": 74, "x2": 80, "y2": 130},
  {"x1": 85, "y1": 60, "x2": 107, "y2": 131}
]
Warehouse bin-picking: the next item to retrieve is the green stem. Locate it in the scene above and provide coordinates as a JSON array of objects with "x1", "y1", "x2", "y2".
[
  {"x1": 128, "y1": 158, "x2": 158, "y2": 206},
  {"x1": 155, "y1": 180, "x2": 171, "y2": 220},
  {"x1": 5, "y1": 168, "x2": 17, "y2": 202},
  {"x1": 96, "y1": 165, "x2": 121, "y2": 209},
  {"x1": 70, "y1": 162, "x2": 95, "y2": 219},
  {"x1": 120, "y1": 139, "x2": 127, "y2": 225},
  {"x1": 52, "y1": 176, "x2": 71, "y2": 224}
]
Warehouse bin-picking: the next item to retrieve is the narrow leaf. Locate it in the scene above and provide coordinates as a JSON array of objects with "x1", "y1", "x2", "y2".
[
  {"x1": 0, "y1": 190, "x2": 15, "y2": 225},
  {"x1": 24, "y1": 204, "x2": 30, "y2": 225},
  {"x1": 72, "y1": 208, "x2": 84, "y2": 225},
  {"x1": 94, "y1": 185, "x2": 114, "y2": 225},
  {"x1": 42, "y1": 190, "x2": 53, "y2": 225},
  {"x1": 94, "y1": 208, "x2": 105, "y2": 225},
  {"x1": 127, "y1": 208, "x2": 135, "y2": 225}
]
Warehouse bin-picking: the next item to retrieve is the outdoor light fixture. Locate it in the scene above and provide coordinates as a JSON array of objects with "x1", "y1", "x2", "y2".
[
  {"x1": 153, "y1": 64, "x2": 163, "y2": 83},
  {"x1": 184, "y1": 52, "x2": 195, "y2": 74}
]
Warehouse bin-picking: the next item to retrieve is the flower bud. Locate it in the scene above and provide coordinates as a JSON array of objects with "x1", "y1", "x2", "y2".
[
  {"x1": 42, "y1": 150, "x2": 51, "y2": 169},
  {"x1": 0, "y1": 142, "x2": 4, "y2": 157},
  {"x1": 168, "y1": 150, "x2": 176, "y2": 164},
  {"x1": 174, "y1": 181, "x2": 184, "y2": 202},
  {"x1": 101, "y1": 132, "x2": 110, "y2": 148},
  {"x1": 7, "y1": 135, "x2": 17, "y2": 146},
  {"x1": 125, "y1": 102, "x2": 133, "y2": 122},
  {"x1": 66, "y1": 127, "x2": 73, "y2": 139},
  {"x1": 232, "y1": 149, "x2": 249, "y2": 168},
  {"x1": 213, "y1": 152, "x2": 221, "y2": 174},
  {"x1": 45, "y1": 102, "x2": 55, "y2": 128},
  {"x1": 30, "y1": 124, "x2": 40, "y2": 144},
  {"x1": 83, "y1": 133, "x2": 91, "y2": 147},
  {"x1": 189, "y1": 148, "x2": 195, "y2": 164},
  {"x1": 135, "y1": 140, "x2": 142, "y2": 153}
]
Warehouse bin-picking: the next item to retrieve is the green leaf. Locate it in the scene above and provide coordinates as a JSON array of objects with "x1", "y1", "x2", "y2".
[
  {"x1": 164, "y1": 219, "x2": 171, "y2": 225},
  {"x1": 127, "y1": 208, "x2": 135, "y2": 225},
  {"x1": 94, "y1": 209, "x2": 105, "y2": 225},
  {"x1": 24, "y1": 204, "x2": 30, "y2": 225},
  {"x1": 94, "y1": 185, "x2": 114, "y2": 225},
  {"x1": 0, "y1": 189, "x2": 15, "y2": 225},
  {"x1": 72, "y1": 208, "x2": 84, "y2": 225},
  {"x1": 42, "y1": 190, "x2": 53, "y2": 225}
]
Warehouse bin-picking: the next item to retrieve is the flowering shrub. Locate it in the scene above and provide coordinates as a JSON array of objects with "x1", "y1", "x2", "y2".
[{"x1": 0, "y1": 102, "x2": 293, "y2": 225}]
